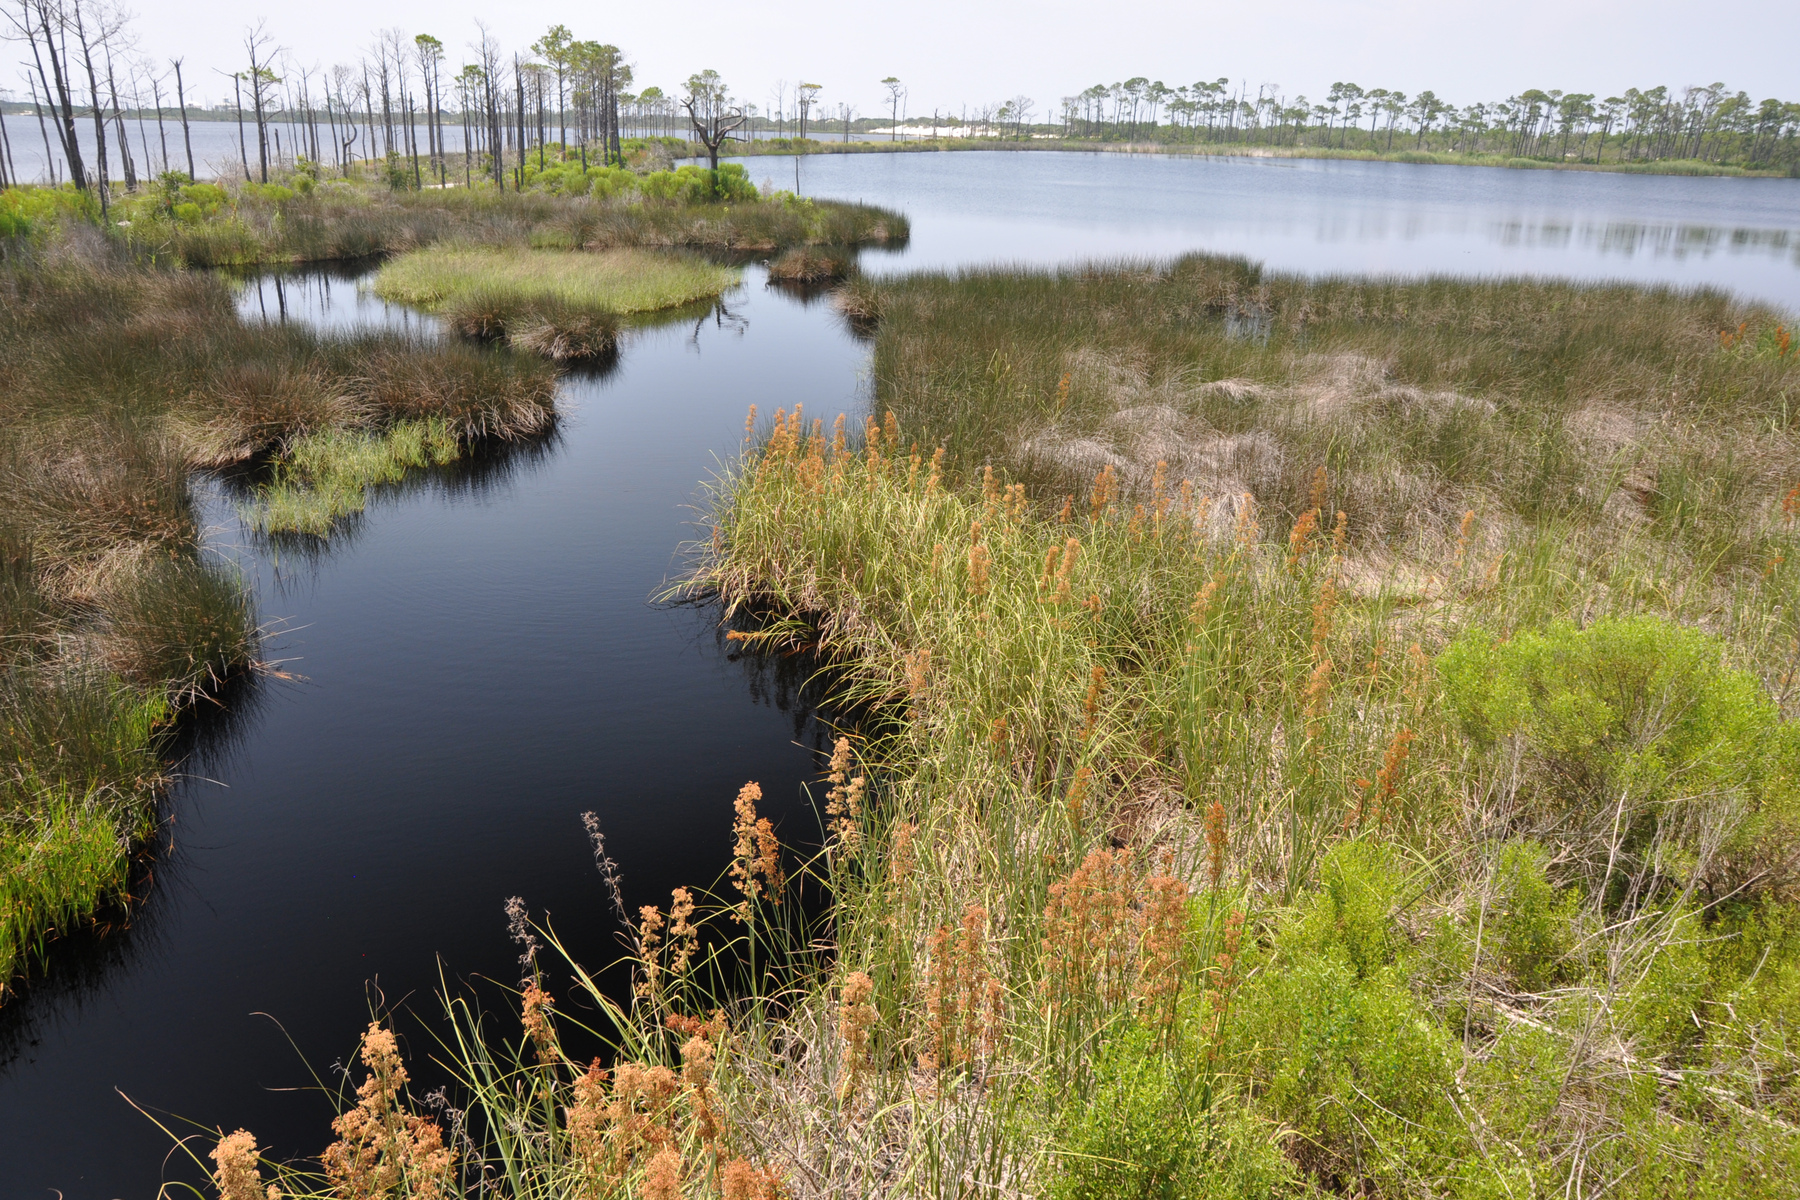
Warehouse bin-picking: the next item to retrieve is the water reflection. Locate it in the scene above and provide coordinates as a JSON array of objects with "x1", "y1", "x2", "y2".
[{"x1": 230, "y1": 261, "x2": 437, "y2": 336}]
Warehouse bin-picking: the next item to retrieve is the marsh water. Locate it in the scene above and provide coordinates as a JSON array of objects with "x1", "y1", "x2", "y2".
[{"x1": 2, "y1": 152, "x2": 1796, "y2": 1196}]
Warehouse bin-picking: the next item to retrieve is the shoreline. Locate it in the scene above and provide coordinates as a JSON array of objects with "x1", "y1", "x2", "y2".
[{"x1": 714, "y1": 135, "x2": 1800, "y2": 180}]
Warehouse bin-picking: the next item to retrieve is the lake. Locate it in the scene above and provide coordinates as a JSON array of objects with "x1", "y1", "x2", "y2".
[{"x1": 1, "y1": 150, "x2": 1795, "y2": 1196}]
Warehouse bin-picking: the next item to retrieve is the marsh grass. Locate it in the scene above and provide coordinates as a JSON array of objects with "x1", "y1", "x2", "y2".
[
  {"x1": 242, "y1": 419, "x2": 462, "y2": 537},
  {"x1": 374, "y1": 246, "x2": 739, "y2": 316},
  {"x1": 82, "y1": 177, "x2": 908, "y2": 268},
  {"x1": 767, "y1": 247, "x2": 855, "y2": 286},
  {"x1": 0, "y1": 236, "x2": 557, "y2": 989},
  {"x1": 841, "y1": 256, "x2": 1798, "y2": 569}
]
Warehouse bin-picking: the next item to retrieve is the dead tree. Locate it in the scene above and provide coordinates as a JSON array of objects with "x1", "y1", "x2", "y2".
[{"x1": 683, "y1": 68, "x2": 745, "y2": 173}]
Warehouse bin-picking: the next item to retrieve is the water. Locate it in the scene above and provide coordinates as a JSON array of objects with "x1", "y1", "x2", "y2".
[
  {"x1": 770, "y1": 150, "x2": 1800, "y2": 309},
  {"x1": 0, "y1": 151, "x2": 1795, "y2": 1197},
  {"x1": 0, "y1": 113, "x2": 801, "y2": 185},
  {"x1": 0, "y1": 114, "x2": 470, "y2": 184}
]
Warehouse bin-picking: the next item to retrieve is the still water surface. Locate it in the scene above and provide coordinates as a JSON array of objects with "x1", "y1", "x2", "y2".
[{"x1": 1, "y1": 152, "x2": 1795, "y2": 1197}]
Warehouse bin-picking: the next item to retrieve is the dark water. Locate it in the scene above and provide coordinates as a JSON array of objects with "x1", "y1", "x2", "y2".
[{"x1": 1, "y1": 151, "x2": 1796, "y2": 1198}]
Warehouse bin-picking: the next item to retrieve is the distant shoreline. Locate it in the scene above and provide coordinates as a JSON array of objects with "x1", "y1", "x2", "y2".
[{"x1": 714, "y1": 135, "x2": 1800, "y2": 180}]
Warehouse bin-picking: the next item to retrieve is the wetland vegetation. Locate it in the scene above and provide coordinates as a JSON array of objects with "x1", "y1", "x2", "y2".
[
  {"x1": 0, "y1": 232, "x2": 556, "y2": 994},
  {"x1": 191, "y1": 257, "x2": 1800, "y2": 1198},
  {"x1": 0, "y1": 157, "x2": 904, "y2": 999},
  {"x1": 6, "y1": 6, "x2": 1799, "y2": 1192}
]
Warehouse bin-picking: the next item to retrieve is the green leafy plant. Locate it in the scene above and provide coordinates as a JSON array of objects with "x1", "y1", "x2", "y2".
[{"x1": 1438, "y1": 616, "x2": 1800, "y2": 903}]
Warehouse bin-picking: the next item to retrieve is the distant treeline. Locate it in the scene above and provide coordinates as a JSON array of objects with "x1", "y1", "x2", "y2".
[
  {"x1": 1050, "y1": 79, "x2": 1799, "y2": 170},
  {"x1": 7, "y1": 0, "x2": 1798, "y2": 202}
]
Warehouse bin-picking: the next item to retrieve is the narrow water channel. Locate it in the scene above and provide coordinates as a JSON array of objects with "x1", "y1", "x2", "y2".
[{"x1": 2, "y1": 152, "x2": 1796, "y2": 1196}]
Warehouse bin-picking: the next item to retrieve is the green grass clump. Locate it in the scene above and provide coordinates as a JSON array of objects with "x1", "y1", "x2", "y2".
[
  {"x1": 373, "y1": 245, "x2": 739, "y2": 317},
  {"x1": 0, "y1": 670, "x2": 168, "y2": 984},
  {"x1": 242, "y1": 419, "x2": 462, "y2": 537}
]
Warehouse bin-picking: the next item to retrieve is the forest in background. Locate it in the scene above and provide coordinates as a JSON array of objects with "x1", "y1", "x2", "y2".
[{"x1": 5, "y1": 1, "x2": 1799, "y2": 193}]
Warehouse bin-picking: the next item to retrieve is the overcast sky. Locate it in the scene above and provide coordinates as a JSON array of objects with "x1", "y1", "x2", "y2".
[{"x1": 14, "y1": 0, "x2": 1793, "y2": 115}]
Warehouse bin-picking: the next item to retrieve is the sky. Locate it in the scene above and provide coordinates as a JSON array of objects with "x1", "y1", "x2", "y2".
[{"x1": 7, "y1": 0, "x2": 1793, "y2": 117}]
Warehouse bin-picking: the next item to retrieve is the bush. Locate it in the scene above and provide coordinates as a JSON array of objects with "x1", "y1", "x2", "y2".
[
  {"x1": 521, "y1": 159, "x2": 635, "y2": 198},
  {"x1": 1486, "y1": 840, "x2": 1580, "y2": 992},
  {"x1": 0, "y1": 185, "x2": 100, "y2": 242},
  {"x1": 639, "y1": 162, "x2": 758, "y2": 203},
  {"x1": 241, "y1": 181, "x2": 296, "y2": 204},
  {"x1": 1053, "y1": 1025, "x2": 1295, "y2": 1200},
  {"x1": 179, "y1": 182, "x2": 228, "y2": 210},
  {"x1": 1227, "y1": 843, "x2": 1513, "y2": 1195},
  {"x1": 1438, "y1": 616, "x2": 1800, "y2": 903}
]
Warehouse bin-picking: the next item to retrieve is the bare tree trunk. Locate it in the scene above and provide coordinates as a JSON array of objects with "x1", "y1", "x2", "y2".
[
  {"x1": 20, "y1": 0, "x2": 86, "y2": 188},
  {"x1": 150, "y1": 69, "x2": 169, "y2": 172},
  {"x1": 514, "y1": 59, "x2": 526, "y2": 187},
  {"x1": 173, "y1": 59, "x2": 194, "y2": 178},
  {"x1": 71, "y1": 2, "x2": 113, "y2": 214},
  {"x1": 233, "y1": 74, "x2": 249, "y2": 179},
  {"x1": 408, "y1": 95, "x2": 421, "y2": 188},
  {"x1": 103, "y1": 45, "x2": 136, "y2": 192},
  {"x1": 30, "y1": 77, "x2": 60, "y2": 184},
  {"x1": 247, "y1": 38, "x2": 269, "y2": 182},
  {"x1": 0, "y1": 109, "x2": 15, "y2": 187},
  {"x1": 129, "y1": 66, "x2": 154, "y2": 181}
]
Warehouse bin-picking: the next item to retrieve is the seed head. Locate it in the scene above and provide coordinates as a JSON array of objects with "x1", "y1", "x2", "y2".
[{"x1": 211, "y1": 1130, "x2": 264, "y2": 1200}]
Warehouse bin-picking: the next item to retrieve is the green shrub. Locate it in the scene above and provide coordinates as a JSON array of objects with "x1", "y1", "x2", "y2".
[
  {"x1": 1438, "y1": 616, "x2": 1800, "y2": 903},
  {"x1": 1227, "y1": 843, "x2": 1515, "y2": 1195},
  {"x1": 242, "y1": 181, "x2": 296, "y2": 204},
  {"x1": 0, "y1": 185, "x2": 100, "y2": 242},
  {"x1": 1485, "y1": 840, "x2": 1580, "y2": 992},
  {"x1": 1053, "y1": 1025, "x2": 1295, "y2": 1200},
  {"x1": 639, "y1": 162, "x2": 758, "y2": 203},
  {"x1": 1285, "y1": 839, "x2": 1409, "y2": 977},
  {"x1": 522, "y1": 159, "x2": 635, "y2": 198},
  {"x1": 178, "y1": 182, "x2": 228, "y2": 210}
]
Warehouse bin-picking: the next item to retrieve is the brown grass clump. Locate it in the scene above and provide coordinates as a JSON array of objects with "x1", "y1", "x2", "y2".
[
  {"x1": 767, "y1": 246, "x2": 854, "y2": 285},
  {"x1": 922, "y1": 905, "x2": 1003, "y2": 1073},
  {"x1": 729, "y1": 782, "x2": 785, "y2": 920},
  {"x1": 1041, "y1": 850, "x2": 1139, "y2": 1014},
  {"x1": 720, "y1": 1157, "x2": 787, "y2": 1200},
  {"x1": 643, "y1": 1145, "x2": 685, "y2": 1200},
  {"x1": 321, "y1": 1022, "x2": 455, "y2": 1199},
  {"x1": 837, "y1": 970, "x2": 878, "y2": 1101}
]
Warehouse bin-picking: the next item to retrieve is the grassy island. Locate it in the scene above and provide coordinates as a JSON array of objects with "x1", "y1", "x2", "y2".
[
  {"x1": 371, "y1": 245, "x2": 739, "y2": 359},
  {"x1": 374, "y1": 246, "x2": 737, "y2": 316}
]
